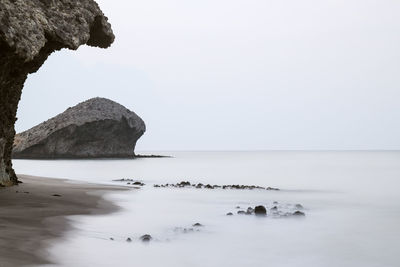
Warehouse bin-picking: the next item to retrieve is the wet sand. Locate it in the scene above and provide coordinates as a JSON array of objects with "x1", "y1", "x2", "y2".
[{"x1": 0, "y1": 175, "x2": 126, "y2": 266}]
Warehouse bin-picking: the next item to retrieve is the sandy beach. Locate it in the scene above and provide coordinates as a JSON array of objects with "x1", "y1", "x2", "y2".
[{"x1": 0, "y1": 175, "x2": 126, "y2": 266}]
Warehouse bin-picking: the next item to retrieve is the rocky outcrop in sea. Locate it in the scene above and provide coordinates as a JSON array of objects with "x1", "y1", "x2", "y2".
[
  {"x1": 13, "y1": 98, "x2": 145, "y2": 159},
  {"x1": 0, "y1": 0, "x2": 114, "y2": 185}
]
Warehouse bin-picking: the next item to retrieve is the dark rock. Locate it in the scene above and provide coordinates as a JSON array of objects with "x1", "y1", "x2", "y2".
[
  {"x1": 235, "y1": 206, "x2": 241, "y2": 209},
  {"x1": 237, "y1": 210, "x2": 245, "y2": 214},
  {"x1": 271, "y1": 206, "x2": 278, "y2": 211},
  {"x1": 266, "y1": 187, "x2": 280, "y2": 191},
  {"x1": 179, "y1": 181, "x2": 191, "y2": 186},
  {"x1": 254, "y1": 205, "x2": 267, "y2": 216},
  {"x1": 132, "y1": 181, "x2": 144, "y2": 186},
  {"x1": 52, "y1": 194, "x2": 61, "y2": 197},
  {"x1": 13, "y1": 98, "x2": 145, "y2": 159},
  {"x1": 205, "y1": 184, "x2": 214, "y2": 189},
  {"x1": 109, "y1": 237, "x2": 114, "y2": 241},
  {"x1": 226, "y1": 212, "x2": 233, "y2": 216},
  {"x1": 140, "y1": 234, "x2": 152, "y2": 242},
  {"x1": 126, "y1": 237, "x2": 132, "y2": 242},
  {"x1": 0, "y1": 0, "x2": 114, "y2": 185},
  {"x1": 193, "y1": 223, "x2": 203, "y2": 227},
  {"x1": 292, "y1": 211, "x2": 305, "y2": 216}
]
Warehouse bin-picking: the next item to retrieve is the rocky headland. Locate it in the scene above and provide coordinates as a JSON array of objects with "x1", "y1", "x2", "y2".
[
  {"x1": 0, "y1": 0, "x2": 114, "y2": 185},
  {"x1": 13, "y1": 97, "x2": 146, "y2": 159}
]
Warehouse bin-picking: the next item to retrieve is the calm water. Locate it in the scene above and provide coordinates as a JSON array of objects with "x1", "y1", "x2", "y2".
[{"x1": 14, "y1": 151, "x2": 400, "y2": 267}]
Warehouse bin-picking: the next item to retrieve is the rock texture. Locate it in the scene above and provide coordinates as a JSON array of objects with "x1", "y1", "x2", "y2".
[
  {"x1": 13, "y1": 98, "x2": 145, "y2": 159},
  {"x1": 0, "y1": 0, "x2": 114, "y2": 185}
]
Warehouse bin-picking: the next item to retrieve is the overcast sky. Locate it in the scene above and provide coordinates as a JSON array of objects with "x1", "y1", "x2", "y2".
[{"x1": 16, "y1": 0, "x2": 400, "y2": 150}]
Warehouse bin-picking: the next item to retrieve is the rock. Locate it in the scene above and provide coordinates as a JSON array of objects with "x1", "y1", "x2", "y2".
[
  {"x1": 178, "y1": 181, "x2": 191, "y2": 187},
  {"x1": 226, "y1": 212, "x2": 233, "y2": 216},
  {"x1": 52, "y1": 194, "x2": 61, "y2": 197},
  {"x1": 132, "y1": 181, "x2": 144, "y2": 186},
  {"x1": 254, "y1": 205, "x2": 267, "y2": 216},
  {"x1": 12, "y1": 98, "x2": 145, "y2": 159},
  {"x1": 0, "y1": 0, "x2": 114, "y2": 185},
  {"x1": 140, "y1": 234, "x2": 152, "y2": 242},
  {"x1": 292, "y1": 211, "x2": 305, "y2": 216},
  {"x1": 126, "y1": 237, "x2": 132, "y2": 242},
  {"x1": 237, "y1": 210, "x2": 245, "y2": 214},
  {"x1": 235, "y1": 206, "x2": 241, "y2": 209},
  {"x1": 271, "y1": 206, "x2": 278, "y2": 211},
  {"x1": 193, "y1": 223, "x2": 203, "y2": 227},
  {"x1": 109, "y1": 237, "x2": 114, "y2": 241},
  {"x1": 295, "y1": 204, "x2": 304, "y2": 209},
  {"x1": 246, "y1": 207, "x2": 254, "y2": 215},
  {"x1": 266, "y1": 187, "x2": 280, "y2": 191}
]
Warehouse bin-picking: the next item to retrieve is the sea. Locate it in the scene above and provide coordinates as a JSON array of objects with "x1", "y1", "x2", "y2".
[{"x1": 13, "y1": 151, "x2": 400, "y2": 267}]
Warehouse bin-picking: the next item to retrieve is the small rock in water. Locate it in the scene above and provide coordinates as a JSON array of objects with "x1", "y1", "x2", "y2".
[
  {"x1": 226, "y1": 212, "x2": 233, "y2": 216},
  {"x1": 109, "y1": 237, "x2": 114, "y2": 241},
  {"x1": 295, "y1": 204, "x2": 304, "y2": 209},
  {"x1": 246, "y1": 207, "x2": 254, "y2": 215},
  {"x1": 266, "y1": 187, "x2": 280, "y2": 191},
  {"x1": 237, "y1": 210, "x2": 245, "y2": 214},
  {"x1": 271, "y1": 206, "x2": 278, "y2": 211},
  {"x1": 235, "y1": 206, "x2": 241, "y2": 209},
  {"x1": 52, "y1": 194, "x2": 61, "y2": 197},
  {"x1": 292, "y1": 211, "x2": 305, "y2": 216},
  {"x1": 140, "y1": 234, "x2": 152, "y2": 242},
  {"x1": 193, "y1": 223, "x2": 203, "y2": 227},
  {"x1": 254, "y1": 205, "x2": 267, "y2": 216},
  {"x1": 126, "y1": 237, "x2": 132, "y2": 242}
]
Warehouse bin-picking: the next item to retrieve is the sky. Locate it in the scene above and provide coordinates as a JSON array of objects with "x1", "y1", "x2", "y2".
[{"x1": 15, "y1": 0, "x2": 400, "y2": 150}]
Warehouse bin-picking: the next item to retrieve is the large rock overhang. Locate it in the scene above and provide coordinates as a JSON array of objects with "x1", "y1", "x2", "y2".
[{"x1": 0, "y1": 0, "x2": 114, "y2": 185}]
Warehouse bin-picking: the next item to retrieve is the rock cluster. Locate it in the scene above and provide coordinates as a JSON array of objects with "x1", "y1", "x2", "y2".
[
  {"x1": 153, "y1": 181, "x2": 280, "y2": 191},
  {"x1": 0, "y1": 0, "x2": 114, "y2": 185},
  {"x1": 113, "y1": 178, "x2": 145, "y2": 186},
  {"x1": 230, "y1": 202, "x2": 306, "y2": 218},
  {"x1": 13, "y1": 98, "x2": 145, "y2": 159}
]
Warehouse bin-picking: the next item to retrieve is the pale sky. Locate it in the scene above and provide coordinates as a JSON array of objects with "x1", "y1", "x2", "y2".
[{"x1": 16, "y1": 0, "x2": 400, "y2": 150}]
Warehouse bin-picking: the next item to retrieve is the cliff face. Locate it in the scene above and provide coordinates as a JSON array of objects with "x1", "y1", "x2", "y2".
[
  {"x1": 0, "y1": 0, "x2": 114, "y2": 185},
  {"x1": 13, "y1": 98, "x2": 146, "y2": 159}
]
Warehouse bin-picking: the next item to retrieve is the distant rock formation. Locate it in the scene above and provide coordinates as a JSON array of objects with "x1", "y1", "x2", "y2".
[
  {"x1": 13, "y1": 98, "x2": 145, "y2": 159},
  {"x1": 0, "y1": 0, "x2": 114, "y2": 185}
]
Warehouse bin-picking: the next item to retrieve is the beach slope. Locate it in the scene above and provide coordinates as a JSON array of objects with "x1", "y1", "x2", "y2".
[{"x1": 0, "y1": 175, "x2": 124, "y2": 266}]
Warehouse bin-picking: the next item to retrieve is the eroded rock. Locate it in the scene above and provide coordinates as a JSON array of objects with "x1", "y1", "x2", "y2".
[
  {"x1": 13, "y1": 98, "x2": 145, "y2": 159},
  {"x1": 0, "y1": 0, "x2": 114, "y2": 185}
]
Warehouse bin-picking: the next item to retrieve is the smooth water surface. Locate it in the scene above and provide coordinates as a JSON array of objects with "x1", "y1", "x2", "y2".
[{"x1": 14, "y1": 151, "x2": 400, "y2": 267}]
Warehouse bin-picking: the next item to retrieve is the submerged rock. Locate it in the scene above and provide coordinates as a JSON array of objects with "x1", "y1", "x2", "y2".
[
  {"x1": 0, "y1": 0, "x2": 114, "y2": 185},
  {"x1": 13, "y1": 98, "x2": 145, "y2": 159},
  {"x1": 292, "y1": 211, "x2": 305, "y2": 216},
  {"x1": 140, "y1": 234, "x2": 152, "y2": 242}
]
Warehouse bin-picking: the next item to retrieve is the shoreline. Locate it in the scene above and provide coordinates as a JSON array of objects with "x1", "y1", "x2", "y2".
[{"x1": 0, "y1": 175, "x2": 127, "y2": 266}]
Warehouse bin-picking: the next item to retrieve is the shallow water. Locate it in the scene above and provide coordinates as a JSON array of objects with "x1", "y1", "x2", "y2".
[{"x1": 14, "y1": 151, "x2": 400, "y2": 267}]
